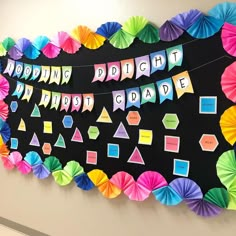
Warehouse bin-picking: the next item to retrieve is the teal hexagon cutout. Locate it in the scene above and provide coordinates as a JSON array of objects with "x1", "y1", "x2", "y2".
[
  {"x1": 162, "y1": 113, "x2": 179, "y2": 130},
  {"x1": 88, "y1": 126, "x2": 100, "y2": 140}
]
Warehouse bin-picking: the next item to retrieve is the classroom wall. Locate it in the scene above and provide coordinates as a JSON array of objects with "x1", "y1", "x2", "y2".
[{"x1": 1, "y1": 0, "x2": 236, "y2": 235}]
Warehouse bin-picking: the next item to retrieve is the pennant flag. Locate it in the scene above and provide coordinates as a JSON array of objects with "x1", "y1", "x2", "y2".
[
  {"x1": 54, "y1": 133, "x2": 66, "y2": 148},
  {"x1": 61, "y1": 66, "x2": 72, "y2": 84},
  {"x1": 13, "y1": 61, "x2": 23, "y2": 78},
  {"x1": 21, "y1": 64, "x2": 32, "y2": 80},
  {"x1": 106, "y1": 61, "x2": 120, "y2": 81},
  {"x1": 166, "y1": 44, "x2": 183, "y2": 71},
  {"x1": 92, "y1": 64, "x2": 106, "y2": 82},
  {"x1": 120, "y1": 59, "x2": 134, "y2": 81},
  {"x1": 30, "y1": 65, "x2": 41, "y2": 81},
  {"x1": 96, "y1": 107, "x2": 112, "y2": 123},
  {"x1": 31, "y1": 104, "x2": 41, "y2": 117},
  {"x1": 150, "y1": 50, "x2": 166, "y2": 74},
  {"x1": 113, "y1": 122, "x2": 129, "y2": 139},
  {"x1": 51, "y1": 92, "x2": 61, "y2": 110},
  {"x1": 71, "y1": 94, "x2": 82, "y2": 112},
  {"x1": 126, "y1": 87, "x2": 140, "y2": 108},
  {"x1": 18, "y1": 118, "x2": 26, "y2": 131},
  {"x1": 112, "y1": 90, "x2": 125, "y2": 111},
  {"x1": 39, "y1": 90, "x2": 51, "y2": 107},
  {"x1": 135, "y1": 55, "x2": 150, "y2": 79},
  {"x1": 140, "y1": 83, "x2": 156, "y2": 104},
  {"x1": 60, "y1": 94, "x2": 71, "y2": 112},
  {"x1": 38, "y1": 66, "x2": 50, "y2": 83},
  {"x1": 29, "y1": 133, "x2": 40, "y2": 147},
  {"x1": 82, "y1": 93, "x2": 94, "y2": 112},
  {"x1": 71, "y1": 127, "x2": 83, "y2": 143},
  {"x1": 127, "y1": 147, "x2": 145, "y2": 165},
  {"x1": 156, "y1": 78, "x2": 173, "y2": 104},
  {"x1": 21, "y1": 84, "x2": 33, "y2": 102},
  {"x1": 12, "y1": 81, "x2": 24, "y2": 98},
  {"x1": 49, "y1": 66, "x2": 61, "y2": 85},
  {"x1": 3, "y1": 59, "x2": 15, "y2": 76},
  {"x1": 172, "y1": 71, "x2": 194, "y2": 98}
]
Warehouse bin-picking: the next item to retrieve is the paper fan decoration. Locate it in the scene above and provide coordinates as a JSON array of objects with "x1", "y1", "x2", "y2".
[
  {"x1": 8, "y1": 46, "x2": 23, "y2": 60},
  {"x1": 0, "y1": 75, "x2": 9, "y2": 100},
  {"x1": 96, "y1": 22, "x2": 122, "y2": 38},
  {"x1": 2, "y1": 37, "x2": 15, "y2": 51},
  {"x1": 16, "y1": 160, "x2": 32, "y2": 175},
  {"x1": 124, "y1": 182, "x2": 151, "y2": 201},
  {"x1": 122, "y1": 16, "x2": 148, "y2": 36},
  {"x1": 24, "y1": 151, "x2": 42, "y2": 166},
  {"x1": 221, "y1": 23, "x2": 236, "y2": 57},
  {"x1": 169, "y1": 178, "x2": 203, "y2": 200},
  {"x1": 216, "y1": 149, "x2": 236, "y2": 188},
  {"x1": 0, "y1": 43, "x2": 7, "y2": 56},
  {"x1": 136, "y1": 24, "x2": 160, "y2": 44},
  {"x1": 52, "y1": 31, "x2": 70, "y2": 47},
  {"x1": 42, "y1": 42, "x2": 61, "y2": 59},
  {"x1": 0, "y1": 118, "x2": 11, "y2": 143},
  {"x1": 204, "y1": 188, "x2": 229, "y2": 208},
  {"x1": 63, "y1": 160, "x2": 84, "y2": 177},
  {"x1": 187, "y1": 15, "x2": 223, "y2": 39},
  {"x1": 110, "y1": 171, "x2": 135, "y2": 191},
  {"x1": 71, "y1": 25, "x2": 91, "y2": 43},
  {"x1": 87, "y1": 169, "x2": 108, "y2": 186},
  {"x1": 137, "y1": 171, "x2": 168, "y2": 191},
  {"x1": 98, "y1": 180, "x2": 122, "y2": 199},
  {"x1": 0, "y1": 100, "x2": 9, "y2": 121},
  {"x1": 8, "y1": 151, "x2": 22, "y2": 165},
  {"x1": 33, "y1": 36, "x2": 50, "y2": 50},
  {"x1": 227, "y1": 179, "x2": 236, "y2": 209},
  {"x1": 170, "y1": 9, "x2": 202, "y2": 30},
  {"x1": 24, "y1": 44, "x2": 40, "y2": 59},
  {"x1": 44, "y1": 156, "x2": 62, "y2": 172},
  {"x1": 2, "y1": 157, "x2": 14, "y2": 170},
  {"x1": 109, "y1": 29, "x2": 135, "y2": 49},
  {"x1": 0, "y1": 143, "x2": 9, "y2": 158},
  {"x1": 32, "y1": 164, "x2": 51, "y2": 179},
  {"x1": 159, "y1": 21, "x2": 184, "y2": 42},
  {"x1": 74, "y1": 173, "x2": 95, "y2": 191},
  {"x1": 152, "y1": 186, "x2": 183, "y2": 206},
  {"x1": 186, "y1": 199, "x2": 222, "y2": 217},
  {"x1": 15, "y1": 38, "x2": 31, "y2": 52},
  {"x1": 208, "y1": 2, "x2": 236, "y2": 25},
  {"x1": 219, "y1": 106, "x2": 236, "y2": 145},
  {"x1": 52, "y1": 170, "x2": 73, "y2": 186},
  {"x1": 61, "y1": 37, "x2": 81, "y2": 54}
]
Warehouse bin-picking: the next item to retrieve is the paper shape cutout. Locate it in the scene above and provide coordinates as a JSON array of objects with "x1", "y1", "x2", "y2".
[
  {"x1": 87, "y1": 169, "x2": 108, "y2": 186},
  {"x1": 166, "y1": 44, "x2": 183, "y2": 71},
  {"x1": 152, "y1": 186, "x2": 183, "y2": 206},
  {"x1": 150, "y1": 50, "x2": 166, "y2": 74},
  {"x1": 42, "y1": 143, "x2": 52, "y2": 155},
  {"x1": 127, "y1": 147, "x2": 145, "y2": 165},
  {"x1": 88, "y1": 126, "x2": 100, "y2": 140},
  {"x1": 31, "y1": 104, "x2": 41, "y2": 117},
  {"x1": 18, "y1": 118, "x2": 26, "y2": 131},
  {"x1": 32, "y1": 164, "x2": 50, "y2": 179},
  {"x1": 74, "y1": 173, "x2": 95, "y2": 191},
  {"x1": 71, "y1": 94, "x2": 82, "y2": 112},
  {"x1": 82, "y1": 94, "x2": 94, "y2": 112},
  {"x1": 107, "y1": 143, "x2": 120, "y2": 158},
  {"x1": 199, "y1": 96, "x2": 217, "y2": 114},
  {"x1": 12, "y1": 81, "x2": 24, "y2": 98},
  {"x1": 120, "y1": 59, "x2": 134, "y2": 81},
  {"x1": 52, "y1": 170, "x2": 73, "y2": 186},
  {"x1": 113, "y1": 122, "x2": 130, "y2": 139},
  {"x1": 0, "y1": 100, "x2": 9, "y2": 121},
  {"x1": 21, "y1": 64, "x2": 32, "y2": 80},
  {"x1": 0, "y1": 75, "x2": 10, "y2": 100},
  {"x1": 24, "y1": 44, "x2": 40, "y2": 60},
  {"x1": 21, "y1": 84, "x2": 33, "y2": 102},
  {"x1": 137, "y1": 23, "x2": 160, "y2": 44},
  {"x1": 62, "y1": 115, "x2": 73, "y2": 128},
  {"x1": 162, "y1": 113, "x2": 179, "y2": 130},
  {"x1": 96, "y1": 22, "x2": 122, "y2": 38},
  {"x1": 33, "y1": 35, "x2": 50, "y2": 50},
  {"x1": 38, "y1": 66, "x2": 50, "y2": 83},
  {"x1": 16, "y1": 161, "x2": 32, "y2": 175},
  {"x1": 10, "y1": 101, "x2": 18, "y2": 113},
  {"x1": 140, "y1": 83, "x2": 156, "y2": 104},
  {"x1": 139, "y1": 129, "x2": 153, "y2": 145},
  {"x1": 24, "y1": 151, "x2": 42, "y2": 166},
  {"x1": 106, "y1": 62, "x2": 120, "y2": 81},
  {"x1": 92, "y1": 64, "x2": 106, "y2": 82},
  {"x1": 43, "y1": 121, "x2": 52, "y2": 134},
  {"x1": 13, "y1": 61, "x2": 23, "y2": 78},
  {"x1": 135, "y1": 55, "x2": 150, "y2": 79},
  {"x1": 110, "y1": 171, "x2": 135, "y2": 191},
  {"x1": 10, "y1": 138, "x2": 18, "y2": 149},
  {"x1": 199, "y1": 134, "x2": 219, "y2": 152},
  {"x1": 44, "y1": 156, "x2": 62, "y2": 172},
  {"x1": 54, "y1": 134, "x2": 66, "y2": 148},
  {"x1": 8, "y1": 46, "x2": 23, "y2": 60},
  {"x1": 173, "y1": 159, "x2": 190, "y2": 177},
  {"x1": 126, "y1": 87, "x2": 140, "y2": 108},
  {"x1": 51, "y1": 92, "x2": 61, "y2": 110},
  {"x1": 64, "y1": 161, "x2": 84, "y2": 177},
  {"x1": 4, "y1": 59, "x2": 15, "y2": 76},
  {"x1": 30, "y1": 65, "x2": 41, "y2": 81},
  {"x1": 39, "y1": 90, "x2": 51, "y2": 108},
  {"x1": 124, "y1": 182, "x2": 151, "y2": 201},
  {"x1": 221, "y1": 23, "x2": 236, "y2": 57},
  {"x1": 172, "y1": 71, "x2": 194, "y2": 98},
  {"x1": 156, "y1": 78, "x2": 173, "y2": 103},
  {"x1": 96, "y1": 107, "x2": 112, "y2": 123},
  {"x1": 98, "y1": 180, "x2": 122, "y2": 199},
  {"x1": 71, "y1": 128, "x2": 83, "y2": 143},
  {"x1": 29, "y1": 133, "x2": 40, "y2": 147},
  {"x1": 204, "y1": 188, "x2": 229, "y2": 208},
  {"x1": 42, "y1": 42, "x2": 61, "y2": 59},
  {"x1": 126, "y1": 111, "x2": 141, "y2": 126},
  {"x1": 159, "y1": 21, "x2": 184, "y2": 41},
  {"x1": 49, "y1": 66, "x2": 61, "y2": 85},
  {"x1": 113, "y1": 90, "x2": 125, "y2": 111}
]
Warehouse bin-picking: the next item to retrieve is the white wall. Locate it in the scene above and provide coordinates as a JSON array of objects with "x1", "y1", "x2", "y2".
[{"x1": 1, "y1": 0, "x2": 236, "y2": 236}]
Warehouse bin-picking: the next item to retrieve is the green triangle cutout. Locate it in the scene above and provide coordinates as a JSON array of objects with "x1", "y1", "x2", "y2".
[
  {"x1": 31, "y1": 104, "x2": 41, "y2": 117},
  {"x1": 54, "y1": 133, "x2": 66, "y2": 148}
]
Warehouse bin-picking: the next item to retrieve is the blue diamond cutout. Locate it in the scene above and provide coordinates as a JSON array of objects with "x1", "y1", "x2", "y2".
[
  {"x1": 62, "y1": 115, "x2": 73, "y2": 128},
  {"x1": 10, "y1": 101, "x2": 18, "y2": 112}
]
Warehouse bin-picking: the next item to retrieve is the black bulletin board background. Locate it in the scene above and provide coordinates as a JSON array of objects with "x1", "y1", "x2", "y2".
[{"x1": 3, "y1": 31, "x2": 235, "y2": 193}]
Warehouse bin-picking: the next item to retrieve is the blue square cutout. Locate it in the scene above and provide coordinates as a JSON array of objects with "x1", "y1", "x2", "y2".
[
  {"x1": 10, "y1": 138, "x2": 18, "y2": 149},
  {"x1": 173, "y1": 159, "x2": 189, "y2": 177},
  {"x1": 107, "y1": 143, "x2": 119, "y2": 158},
  {"x1": 199, "y1": 96, "x2": 217, "y2": 114}
]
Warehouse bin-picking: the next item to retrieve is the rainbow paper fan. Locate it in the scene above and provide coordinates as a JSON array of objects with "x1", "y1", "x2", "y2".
[
  {"x1": 2, "y1": 37, "x2": 15, "y2": 51},
  {"x1": 24, "y1": 151, "x2": 42, "y2": 166},
  {"x1": 42, "y1": 42, "x2": 61, "y2": 59},
  {"x1": 33, "y1": 36, "x2": 50, "y2": 50},
  {"x1": 96, "y1": 22, "x2": 122, "y2": 38},
  {"x1": 98, "y1": 180, "x2": 122, "y2": 199},
  {"x1": 0, "y1": 118, "x2": 11, "y2": 143},
  {"x1": 221, "y1": 23, "x2": 236, "y2": 57},
  {"x1": 87, "y1": 169, "x2": 108, "y2": 186},
  {"x1": 44, "y1": 156, "x2": 62, "y2": 172},
  {"x1": 16, "y1": 160, "x2": 32, "y2": 175},
  {"x1": 187, "y1": 15, "x2": 224, "y2": 39},
  {"x1": 110, "y1": 171, "x2": 135, "y2": 191},
  {"x1": 0, "y1": 43, "x2": 7, "y2": 56},
  {"x1": 0, "y1": 100, "x2": 9, "y2": 121},
  {"x1": 32, "y1": 164, "x2": 51, "y2": 179},
  {"x1": 124, "y1": 182, "x2": 151, "y2": 201},
  {"x1": 24, "y1": 44, "x2": 40, "y2": 59},
  {"x1": 63, "y1": 160, "x2": 84, "y2": 177},
  {"x1": 74, "y1": 173, "x2": 95, "y2": 191},
  {"x1": 8, "y1": 46, "x2": 23, "y2": 60},
  {"x1": 136, "y1": 24, "x2": 160, "y2": 44},
  {"x1": 204, "y1": 188, "x2": 229, "y2": 208},
  {"x1": 52, "y1": 170, "x2": 73, "y2": 186},
  {"x1": 219, "y1": 106, "x2": 236, "y2": 146}
]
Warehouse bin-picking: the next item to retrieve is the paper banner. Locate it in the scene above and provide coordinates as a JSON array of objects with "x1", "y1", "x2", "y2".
[
  {"x1": 71, "y1": 94, "x2": 82, "y2": 112},
  {"x1": 39, "y1": 90, "x2": 51, "y2": 107},
  {"x1": 82, "y1": 93, "x2": 94, "y2": 112},
  {"x1": 60, "y1": 94, "x2": 71, "y2": 112},
  {"x1": 120, "y1": 59, "x2": 134, "y2": 81},
  {"x1": 30, "y1": 65, "x2": 41, "y2": 81},
  {"x1": 112, "y1": 90, "x2": 125, "y2": 111},
  {"x1": 49, "y1": 66, "x2": 61, "y2": 85},
  {"x1": 21, "y1": 84, "x2": 33, "y2": 102},
  {"x1": 150, "y1": 50, "x2": 166, "y2": 74},
  {"x1": 3, "y1": 59, "x2": 15, "y2": 76},
  {"x1": 172, "y1": 71, "x2": 194, "y2": 98},
  {"x1": 156, "y1": 78, "x2": 173, "y2": 103},
  {"x1": 106, "y1": 62, "x2": 120, "y2": 81},
  {"x1": 140, "y1": 83, "x2": 156, "y2": 104},
  {"x1": 13, "y1": 61, "x2": 23, "y2": 78},
  {"x1": 51, "y1": 92, "x2": 61, "y2": 110},
  {"x1": 92, "y1": 64, "x2": 106, "y2": 82},
  {"x1": 12, "y1": 81, "x2": 24, "y2": 98},
  {"x1": 166, "y1": 44, "x2": 183, "y2": 71},
  {"x1": 126, "y1": 87, "x2": 140, "y2": 108},
  {"x1": 135, "y1": 55, "x2": 150, "y2": 79},
  {"x1": 21, "y1": 64, "x2": 32, "y2": 80},
  {"x1": 38, "y1": 66, "x2": 50, "y2": 83},
  {"x1": 61, "y1": 66, "x2": 72, "y2": 84}
]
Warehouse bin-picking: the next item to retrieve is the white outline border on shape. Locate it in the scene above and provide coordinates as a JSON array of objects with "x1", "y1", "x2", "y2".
[{"x1": 173, "y1": 159, "x2": 190, "y2": 177}]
